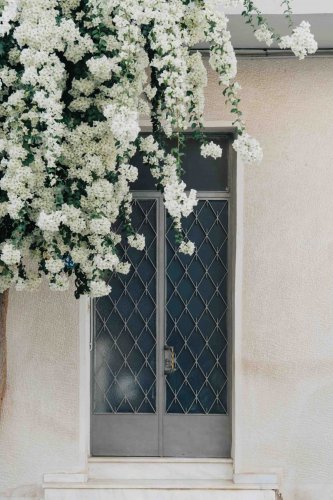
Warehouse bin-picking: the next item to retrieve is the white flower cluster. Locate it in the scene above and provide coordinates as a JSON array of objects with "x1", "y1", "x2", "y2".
[
  {"x1": 45, "y1": 258, "x2": 64, "y2": 275},
  {"x1": 0, "y1": 0, "x2": 148, "y2": 296},
  {"x1": 204, "y1": 9, "x2": 237, "y2": 86},
  {"x1": 128, "y1": 234, "x2": 145, "y2": 251},
  {"x1": 1, "y1": 243, "x2": 21, "y2": 266},
  {"x1": 94, "y1": 253, "x2": 119, "y2": 271},
  {"x1": 89, "y1": 280, "x2": 112, "y2": 298},
  {"x1": 279, "y1": 21, "x2": 318, "y2": 60},
  {"x1": 37, "y1": 211, "x2": 63, "y2": 232},
  {"x1": 140, "y1": 135, "x2": 198, "y2": 253},
  {"x1": 187, "y1": 52, "x2": 208, "y2": 128},
  {"x1": 89, "y1": 217, "x2": 111, "y2": 235},
  {"x1": 179, "y1": 241, "x2": 195, "y2": 256},
  {"x1": 232, "y1": 133, "x2": 263, "y2": 165},
  {"x1": 0, "y1": 0, "x2": 19, "y2": 36},
  {"x1": 87, "y1": 56, "x2": 115, "y2": 82},
  {"x1": 0, "y1": 0, "x2": 316, "y2": 297},
  {"x1": 164, "y1": 182, "x2": 198, "y2": 222},
  {"x1": 201, "y1": 142, "x2": 223, "y2": 160},
  {"x1": 149, "y1": 2, "x2": 190, "y2": 134},
  {"x1": 254, "y1": 24, "x2": 274, "y2": 47},
  {"x1": 104, "y1": 105, "x2": 140, "y2": 147}
]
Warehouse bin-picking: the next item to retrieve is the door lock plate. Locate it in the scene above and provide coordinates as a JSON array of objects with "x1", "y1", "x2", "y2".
[{"x1": 164, "y1": 345, "x2": 177, "y2": 374}]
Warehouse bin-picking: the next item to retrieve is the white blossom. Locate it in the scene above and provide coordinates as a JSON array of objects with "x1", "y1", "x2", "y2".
[
  {"x1": 187, "y1": 51, "x2": 207, "y2": 127},
  {"x1": 179, "y1": 241, "x2": 195, "y2": 256},
  {"x1": 201, "y1": 142, "x2": 223, "y2": 160},
  {"x1": 128, "y1": 234, "x2": 145, "y2": 251},
  {"x1": 45, "y1": 258, "x2": 64, "y2": 274},
  {"x1": 89, "y1": 279, "x2": 112, "y2": 298},
  {"x1": 89, "y1": 217, "x2": 111, "y2": 235},
  {"x1": 0, "y1": 0, "x2": 19, "y2": 36},
  {"x1": 104, "y1": 105, "x2": 140, "y2": 145},
  {"x1": 61, "y1": 204, "x2": 86, "y2": 233},
  {"x1": 205, "y1": 10, "x2": 237, "y2": 86},
  {"x1": 37, "y1": 211, "x2": 63, "y2": 232},
  {"x1": 279, "y1": 21, "x2": 318, "y2": 60},
  {"x1": 232, "y1": 133, "x2": 263, "y2": 165},
  {"x1": 94, "y1": 253, "x2": 119, "y2": 271},
  {"x1": 254, "y1": 24, "x2": 274, "y2": 47},
  {"x1": 0, "y1": 0, "x2": 315, "y2": 297},
  {"x1": 116, "y1": 262, "x2": 131, "y2": 275},
  {"x1": 1, "y1": 243, "x2": 21, "y2": 265},
  {"x1": 87, "y1": 56, "x2": 115, "y2": 81},
  {"x1": 164, "y1": 182, "x2": 197, "y2": 218},
  {"x1": 119, "y1": 164, "x2": 138, "y2": 183}
]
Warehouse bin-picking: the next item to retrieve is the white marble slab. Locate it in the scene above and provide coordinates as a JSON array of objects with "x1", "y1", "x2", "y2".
[
  {"x1": 43, "y1": 473, "x2": 88, "y2": 483},
  {"x1": 234, "y1": 473, "x2": 278, "y2": 485},
  {"x1": 88, "y1": 459, "x2": 233, "y2": 481},
  {"x1": 45, "y1": 488, "x2": 276, "y2": 500}
]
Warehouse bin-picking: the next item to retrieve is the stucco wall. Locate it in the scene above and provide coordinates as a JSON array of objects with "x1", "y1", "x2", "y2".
[
  {"x1": 0, "y1": 284, "x2": 80, "y2": 498},
  {"x1": 205, "y1": 57, "x2": 333, "y2": 499},
  {"x1": 1, "y1": 57, "x2": 333, "y2": 500}
]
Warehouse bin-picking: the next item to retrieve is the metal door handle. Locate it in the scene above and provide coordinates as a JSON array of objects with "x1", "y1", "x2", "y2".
[{"x1": 164, "y1": 345, "x2": 177, "y2": 374}]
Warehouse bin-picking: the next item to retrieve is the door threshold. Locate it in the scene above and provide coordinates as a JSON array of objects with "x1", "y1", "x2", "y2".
[
  {"x1": 88, "y1": 457, "x2": 233, "y2": 463},
  {"x1": 88, "y1": 457, "x2": 234, "y2": 481}
]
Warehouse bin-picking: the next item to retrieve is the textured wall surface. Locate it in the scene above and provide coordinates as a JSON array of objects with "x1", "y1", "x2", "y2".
[
  {"x1": 0, "y1": 283, "x2": 80, "y2": 498},
  {"x1": 204, "y1": 57, "x2": 333, "y2": 500},
  {"x1": 1, "y1": 57, "x2": 333, "y2": 500}
]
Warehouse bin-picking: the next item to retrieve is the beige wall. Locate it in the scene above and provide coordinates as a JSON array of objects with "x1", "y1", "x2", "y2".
[
  {"x1": 226, "y1": 58, "x2": 333, "y2": 500},
  {"x1": 1, "y1": 57, "x2": 333, "y2": 500},
  {"x1": 0, "y1": 284, "x2": 80, "y2": 498}
]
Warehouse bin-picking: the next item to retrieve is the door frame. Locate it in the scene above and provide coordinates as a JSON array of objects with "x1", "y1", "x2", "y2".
[{"x1": 78, "y1": 122, "x2": 245, "y2": 471}]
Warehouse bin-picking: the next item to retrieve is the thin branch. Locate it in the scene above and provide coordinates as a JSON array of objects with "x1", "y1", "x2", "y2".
[
  {"x1": 281, "y1": 0, "x2": 294, "y2": 29},
  {"x1": 241, "y1": 0, "x2": 295, "y2": 42}
]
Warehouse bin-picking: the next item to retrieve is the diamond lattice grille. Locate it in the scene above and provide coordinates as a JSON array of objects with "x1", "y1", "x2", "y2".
[
  {"x1": 166, "y1": 200, "x2": 229, "y2": 415},
  {"x1": 93, "y1": 199, "x2": 157, "y2": 414}
]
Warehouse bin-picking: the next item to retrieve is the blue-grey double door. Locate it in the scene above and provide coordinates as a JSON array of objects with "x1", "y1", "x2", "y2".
[{"x1": 91, "y1": 193, "x2": 231, "y2": 457}]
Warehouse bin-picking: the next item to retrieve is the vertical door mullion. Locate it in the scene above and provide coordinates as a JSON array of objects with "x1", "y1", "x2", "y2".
[{"x1": 157, "y1": 195, "x2": 166, "y2": 456}]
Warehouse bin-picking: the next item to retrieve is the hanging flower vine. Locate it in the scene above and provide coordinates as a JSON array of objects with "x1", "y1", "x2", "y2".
[{"x1": 0, "y1": 0, "x2": 317, "y2": 298}]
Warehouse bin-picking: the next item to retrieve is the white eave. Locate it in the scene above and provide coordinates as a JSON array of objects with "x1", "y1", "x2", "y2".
[
  {"x1": 202, "y1": 1, "x2": 333, "y2": 51},
  {"x1": 223, "y1": 0, "x2": 333, "y2": 15},
  {"x1": 227, "y1": 14, "x2": 333, "y2": 50}
]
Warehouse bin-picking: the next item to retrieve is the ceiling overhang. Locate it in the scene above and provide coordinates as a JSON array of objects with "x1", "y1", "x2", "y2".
[
  {"x1": 196, "y1": 2, "x2": 333, "y2": 50},
  {"x1": 225, "y1": 14, "x2": 333, "y2": 50},
  {"x1": 223, "y1": 0, "x2": 333, "y2": 15}
]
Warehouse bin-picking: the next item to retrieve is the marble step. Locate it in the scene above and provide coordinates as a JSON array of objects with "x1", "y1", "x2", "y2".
[
  {"x1": 88, "y1": 457, "x2": 233, "y2": 480},
  {"x1": 44, "y1": 480, "x2": 276, "y2": 500}
]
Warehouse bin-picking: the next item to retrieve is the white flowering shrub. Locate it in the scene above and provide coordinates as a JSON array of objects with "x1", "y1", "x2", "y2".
[{"x1": 0, "y1": 0, "x2": 317, "y2": 298}]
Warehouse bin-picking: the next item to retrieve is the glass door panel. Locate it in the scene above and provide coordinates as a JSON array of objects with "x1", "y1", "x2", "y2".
[
  {"x1": 91, "y1": 198, "x2": 159, "y2": 456},
  {"x1": 165, "y1": 200, "x2": 229, "y2": 416}
]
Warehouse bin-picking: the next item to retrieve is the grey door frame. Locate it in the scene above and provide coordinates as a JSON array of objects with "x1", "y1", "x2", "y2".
[{"x1": 89, "y1": 132, "x2": 236, "y2": 457}]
